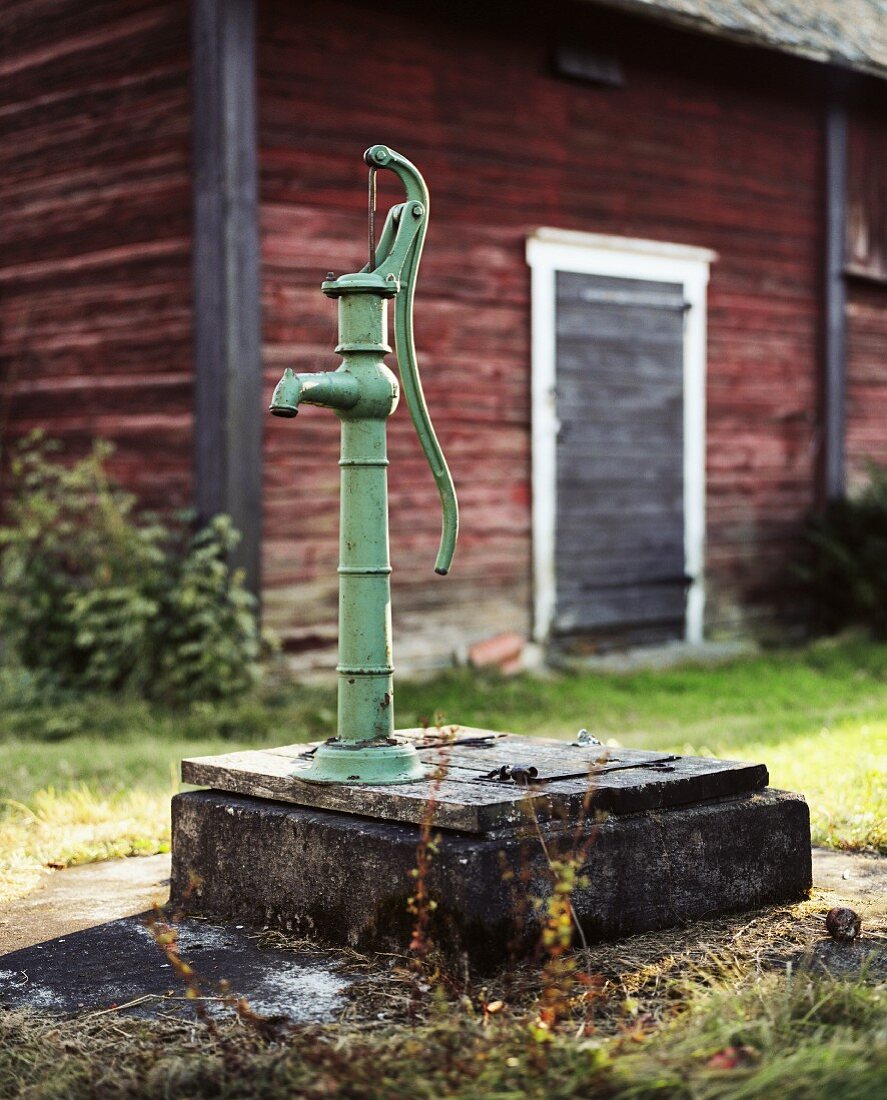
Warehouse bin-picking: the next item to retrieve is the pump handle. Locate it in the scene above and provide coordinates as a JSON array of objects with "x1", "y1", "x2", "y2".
[{"x1": 362, "y1": 145, "x2": 459, "y2": 575}]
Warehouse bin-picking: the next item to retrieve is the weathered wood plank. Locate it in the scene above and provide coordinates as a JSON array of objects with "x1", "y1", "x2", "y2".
[
  {"x1": 182, "y1": 731, "x2": 768, "y2": 834},
  {"x1": 554, "y1": 270, "x2": 685, "y2": 639},
  {"x1": 0, "y1": 0, "x2": 193, "y2": 515},
  {"x1": 847, "y1": 280, "x2": 887, "y2": 482}
]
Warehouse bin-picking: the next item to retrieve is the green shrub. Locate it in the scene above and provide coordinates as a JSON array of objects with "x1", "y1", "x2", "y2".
[
  {"x1": 801, "y1": 464, "x2": 887, "y2": 639},
  {"x1": 0, "y1": 434, "x2": 262, "y2": 703}
]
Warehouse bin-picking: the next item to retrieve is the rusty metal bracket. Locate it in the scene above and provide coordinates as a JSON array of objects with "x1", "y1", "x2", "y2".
[
  {"x1": 602, "y1": 756, "x2": 680, "y2": 774},
  {"x1": 476, "y1": 753, "x2": 681, "y2": 786},
  {"x1": 414, "y1": 732, "x2": 506, "y2": 750},
  {"x1": 481, "y1": 764, "x2": 541, "y2": 785}
]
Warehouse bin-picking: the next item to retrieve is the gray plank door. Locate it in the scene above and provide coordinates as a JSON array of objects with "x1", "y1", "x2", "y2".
[{"x1": 554, "y1": 271, "x2": 688, "y2": 645}]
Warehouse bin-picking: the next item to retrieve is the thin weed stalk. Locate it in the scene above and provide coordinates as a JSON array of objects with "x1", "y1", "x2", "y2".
[
  {"x1": 523, "y1": 761, "x2": 609, "y2": 1035},
  {"x1": 406, "y1": 720, "x2": 457, "y2": 1002}
]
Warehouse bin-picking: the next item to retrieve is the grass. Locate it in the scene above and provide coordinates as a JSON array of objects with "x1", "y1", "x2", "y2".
[
  {"x1": 1, "y1": 636, "x2": 885, "y2": 902},
  {"x1": 1, "y1": 637, "x2": 885, "y2": 1097},
  {"x1": 1, "y1": 904, "x2": 884, "y2": 1098},
  {"x1": 0, "y1": 787, "x2": 170, "y2": 901}
]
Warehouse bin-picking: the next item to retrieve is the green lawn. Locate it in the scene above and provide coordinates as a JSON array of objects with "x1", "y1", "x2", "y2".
[
  {"x1": 1, "y1": 636, "x2": 885, "y2": 901},
  {"x1": 1, "y1": 638, "x2": 885, "y2": 1099}
]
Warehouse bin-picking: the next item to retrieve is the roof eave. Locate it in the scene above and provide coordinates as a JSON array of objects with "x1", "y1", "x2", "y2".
[{"x1": 588, "y1": 0, "x2": 887, "y2": 83}]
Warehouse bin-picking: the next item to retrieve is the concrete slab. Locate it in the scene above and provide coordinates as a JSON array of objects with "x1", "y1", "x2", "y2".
[
  {"x1": 171, "y1": 787, "x2": 812, "y2": 970},
  {"x1": 0, "y1": 915, "x2": 351, "y2": 1022},
  {"x1": 0, "y1": 846, "x2": 880, "y2": 1020},
  {"x1": 2, "y1": 846, "x2": 875, "y2": 963},
  {"x1": 811, "y1": 847, "x2": 887, "y2": 920},
  {"x1": 794, "y1": 937, "x2": 887, "y2": 981},
  {"x1": 550, "y1": 639, "x2": 758, "y2": 673},
  {"x1": 0, "y1": 853, "x2": 171, "y2": 955}
]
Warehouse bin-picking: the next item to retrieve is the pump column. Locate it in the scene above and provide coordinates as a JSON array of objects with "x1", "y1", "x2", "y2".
[
  {"x1": 334, "y1": 290, "x2": 396, "y2": 744},
  {"x1": 337, "y1": 415, "x2": 394, "y2": 741}
]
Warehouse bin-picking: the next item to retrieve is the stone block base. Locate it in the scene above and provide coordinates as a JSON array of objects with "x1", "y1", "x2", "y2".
[{"x1": 171, "y1": 788, "x2": 811, "y2": 970}]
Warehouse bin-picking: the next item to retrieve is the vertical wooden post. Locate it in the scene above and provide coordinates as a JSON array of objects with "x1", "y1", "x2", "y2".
[
  {"x1": 191, "y1": 0, "x2": 262, "y2": 593},
  {"x1": 824, "y1": 93, "x2": 847, "y2": 502}
]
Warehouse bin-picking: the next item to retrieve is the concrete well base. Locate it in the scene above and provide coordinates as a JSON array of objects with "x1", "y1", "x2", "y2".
[{"x1": 171, "y1": 788, "x2": 811, "y2": 970}]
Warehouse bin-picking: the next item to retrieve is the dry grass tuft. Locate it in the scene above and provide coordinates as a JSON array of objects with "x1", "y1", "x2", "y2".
[
  {"x1": 0, "y1": 786, "x2": 170, "y2": 903},
  {"x1": 248, "y1": 890, "x2": 886, "y2": 1039}
]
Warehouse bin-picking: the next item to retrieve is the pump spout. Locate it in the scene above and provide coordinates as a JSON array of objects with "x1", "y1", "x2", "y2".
[
  {"x1": 269, "y1": 368, "x2": 302, "y2": 418},
  {"x1": 270, "y1": 367, "x2": 361, "y2": 417}
]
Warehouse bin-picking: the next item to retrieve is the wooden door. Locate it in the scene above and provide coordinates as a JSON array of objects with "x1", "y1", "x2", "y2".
[{"x1": 553, "y1": 271, "x2": 688, "y2": 644}]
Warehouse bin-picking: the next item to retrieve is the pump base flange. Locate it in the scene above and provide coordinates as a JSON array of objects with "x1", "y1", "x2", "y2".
[{"x1": 293, "y1": 739, "x2": 429, "y2": 785}]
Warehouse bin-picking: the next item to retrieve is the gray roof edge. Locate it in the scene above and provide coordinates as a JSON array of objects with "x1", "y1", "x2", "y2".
[{"x1": 588, "y1": 0, "x2": 887, "y2": 82}]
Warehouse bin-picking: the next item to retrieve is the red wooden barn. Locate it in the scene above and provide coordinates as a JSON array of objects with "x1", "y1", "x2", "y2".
[{"x1": 2, "y1": 0, "x2": 886, "y2": 669}]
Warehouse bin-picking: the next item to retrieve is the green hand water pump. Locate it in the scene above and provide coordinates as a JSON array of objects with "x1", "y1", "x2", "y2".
[{"x1": 270, "y1": 145, "x2": 458, "y2": 785}]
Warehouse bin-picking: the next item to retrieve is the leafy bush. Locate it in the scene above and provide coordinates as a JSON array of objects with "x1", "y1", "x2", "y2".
[
  {"x1": 0, "y1": 434, "x2": 263, "y2": 702},
  {"x1": 801, "y1": 464, "x2": 887, "y2": 638}
]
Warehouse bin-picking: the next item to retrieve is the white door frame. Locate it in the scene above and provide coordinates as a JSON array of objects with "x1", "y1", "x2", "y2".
[{"x1": 526, "y1": 228, "x2": 716, "y2": 645}]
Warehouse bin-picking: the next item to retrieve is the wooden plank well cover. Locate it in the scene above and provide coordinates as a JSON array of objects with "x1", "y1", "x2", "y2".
[{"x1": 183, "y1": 730, "x2": 767, "y2": 835}]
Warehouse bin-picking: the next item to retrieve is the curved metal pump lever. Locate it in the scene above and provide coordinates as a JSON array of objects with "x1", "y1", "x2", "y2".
[{"x1": 362, "y1": 145, "x2": 459, "y2": 575}]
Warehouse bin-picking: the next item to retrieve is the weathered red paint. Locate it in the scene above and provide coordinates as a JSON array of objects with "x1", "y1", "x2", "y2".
[
  {"x1": 256, "y1": 0, "x2": 852, "y2": 653},
  {"x1": 1, "y1": 0, "x2": 884, "y2": 665},
  {"x1": 847, "y1": 281, "x2": 887, "y2": 484},
  {"x1": 0, "y1": 0, "x2": 192, "y2": 511},
  {"x1": 846, "y1": 106, "x2": 887, "y2": 487}
]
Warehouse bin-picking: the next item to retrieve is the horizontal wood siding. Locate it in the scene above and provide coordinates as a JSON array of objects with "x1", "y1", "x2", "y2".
[
  {"x1": 0, "y1": 0, "x2": 193, "y2": 510},
  {"x1": 258, "y1": 0, "x2": 832, "y2": 661},
  {"x1": 846, "y1": 108, "x2": 887, "y2": 282},
  {"x1": 845, "y1": 104, "x2": 887, "y2": 488},
  {"x1": 846, "y1": 281, "x2": 887, "y2": 483}
]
